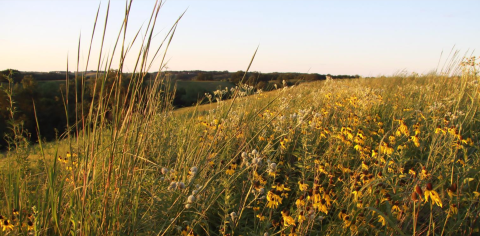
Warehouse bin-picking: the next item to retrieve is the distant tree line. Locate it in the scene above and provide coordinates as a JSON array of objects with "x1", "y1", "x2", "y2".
[
  {"x1": 0, "y1": 69, "x2": 359, "y2": 150},
  {"x1": 164, "y1": 70, "x2": 358, "y2": 82}
]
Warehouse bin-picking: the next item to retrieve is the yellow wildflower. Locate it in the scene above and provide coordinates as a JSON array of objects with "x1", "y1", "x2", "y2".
[
  {"x1": 256, "y1": 213, "x2": 266, "y2": 221},
  {"x1": 266, "y1": 190, "x2": 282, "y2": 209},
  {"x1": 2, "y1": 220, "x2": 14, "y2": 231},
  {"x1": 361, "y1": 161, "x2": 369, "y2": 170},
  {"x1": 298, "y1": 181, "x2": 309, "y2": 191},
  {"x1": 447, "y1": 183, "x2": 457, "y2": 198},
  {"x1": 424, "y1": 183, "x2": 442, "y2": 207},
  {"x1": 297, "y1": 212, "x2": 306, "y2": 223},
  {"x1": 377, "y1": 214, "x2": 386, "y2": 226},
  {"x1": 295, "y1": 196, "x2": 306, "y2": 208},
  {"x1": 27, "y1": 221, "x2": 34, "y2": 231},
  {"x1": 420, "y1": 167, "x2": 430, "y2": 180},
  {"x1": 448, "y1": 204, "x2": 458, "y2": 217},
  {"x1": 281, "y1": 210, "x2": 296, "y2": 226},
  {"x1": 225, "y1": 167, "x2": 235, "y2": 175}
]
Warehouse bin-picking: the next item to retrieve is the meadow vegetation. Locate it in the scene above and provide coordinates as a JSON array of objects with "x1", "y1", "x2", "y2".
[{"x1": 1, "y1": 1, "x2": 480, "y2": 235}]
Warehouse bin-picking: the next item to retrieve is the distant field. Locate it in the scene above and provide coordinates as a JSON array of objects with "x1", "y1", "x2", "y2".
[
  {"x1": 36, "y1": 79, "x2": 235, "y2": 105},
  {"x1": 174, "y1": 80, "x2": 235, "y2": 105}
]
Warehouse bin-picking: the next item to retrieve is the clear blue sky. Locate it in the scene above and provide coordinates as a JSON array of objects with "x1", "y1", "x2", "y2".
[{"x1": 1, "y1": 0, "x2": 479, "y2": 76}]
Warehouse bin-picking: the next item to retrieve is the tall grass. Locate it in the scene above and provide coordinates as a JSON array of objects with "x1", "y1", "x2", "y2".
[{"x1": 1, "y1": 1, "x2": 480, "y2": 235}]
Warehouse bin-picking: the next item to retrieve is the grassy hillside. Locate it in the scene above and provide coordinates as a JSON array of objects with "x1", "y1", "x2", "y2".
[{"x1": 1, "y1": 58, "x2": 479, "y2": 235}]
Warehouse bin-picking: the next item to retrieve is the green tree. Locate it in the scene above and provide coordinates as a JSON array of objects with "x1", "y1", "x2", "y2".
[
  {"x1": 230, "y1": 71, "x2": 244, "y2": 84},
  {"x1": 195, "y1": 72, "x2": 213, "y2": 81}
]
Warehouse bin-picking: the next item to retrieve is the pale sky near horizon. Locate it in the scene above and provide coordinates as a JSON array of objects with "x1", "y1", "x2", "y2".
[{"x1": 1, "y1": 0, "x2": 479, "y2": 77}]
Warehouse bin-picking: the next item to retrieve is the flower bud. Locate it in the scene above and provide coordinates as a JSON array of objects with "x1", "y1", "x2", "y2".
[{"x1": 187, "y1": 195, "x2": 196, "y2": 203}]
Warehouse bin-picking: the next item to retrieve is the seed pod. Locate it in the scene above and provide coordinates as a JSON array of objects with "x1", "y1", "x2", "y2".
[
  {"x1": 449, "y1": 183, "x2": 457, "y2": 192},
  {"x1": 415, "y1": 185, "x2": 423, "y2": 197},
  {"x1": 411, "y1": 191, "x2": 418, "y2": 201},
  {"x1": 426, "y1": 183, "x2": 433, "y2": 191},
  {"x1": 187, "y1": 195, "x2": 196, "y2": 203}
]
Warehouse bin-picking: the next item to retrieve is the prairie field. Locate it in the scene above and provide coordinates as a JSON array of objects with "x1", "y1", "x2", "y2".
[
  {"x1": 1, "y1": 58, "x2": 480, "y2": 235},
  {"x1": 1, "y1": 2, "x2": 480, "y2": 235}
]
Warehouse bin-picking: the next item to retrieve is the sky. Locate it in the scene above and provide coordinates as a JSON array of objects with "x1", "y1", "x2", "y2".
[{"x1": 1, "y1": 0, "x2": 479, "y2": 76}]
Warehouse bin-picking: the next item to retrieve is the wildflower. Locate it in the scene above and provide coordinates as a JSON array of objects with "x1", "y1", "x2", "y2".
[
  {"x1": 295, "y1": 196, "x2": 306, "y2": 208},
  {"x1": 338, "y1": 209, "x2": 347, "y2": 220},
  {"x1": 448, "y1": 204, "x2": 458, "y2": 216},
  {"x1": 298, "y1": 181, "x2": 309, "y2": 191},
  {"x1": 377, "y1": 214, "x2": 386, "y2": 226},
  {"x1": 435, "y1": 126, "x2": 444, "y2": 134},
  {"x1": 177, "y1": 182, "x2": 186, "y2": 190},
  {"x1": 354, "y1": 144, "x2": 363, "y2": 152},
  {"x1": 253, "y1": 171, "x2": 267, "y2": 185},
  {"x1": 420, "y1": 167, "x2": 430, "y2": 180},
  {"x1": 189, "y1": 166, "x2": 198, "y2": 176},
  {"x1": 397, "y1": 121, "x2": 409, "y2": 136},
  {"x1": 256, "y1": 213, "x2": 266, "y2": 221},
  {"x1": 27, "y1": 221, "x2": 34, "y2": 231},
  {"x1": 297, "y1": 211, "x2": 306, "y2": 223},
  {"x1": 342, "y1": 216, "x2": 352, "y2": 228},
  {"x1": 273, "y1": 183, "x2": 291, "y2": 192},
  {"x1": 361, "y1": 161, "x2": 369, "y2": 170},
  {"x1": 266, "y1": 190, "x2": 282, "y2": 208},
  {"x1": 464, "y1": 178, "x2": 475, "y2": 184},
  {"x1": 181, "y1": 226, "x2": 195, "y2": 236},
  {"x1": 409, "y1": 169, "x2": 417, "y2": 178},
  {"x1": 314, "y1": 199, "x2": 329, "y2": 214},
  {"x1": 280, "y1": 138, "x2": 289, "y2": 149},
  {"x1": 267, "y1": 163, "x2": 277, "y2": 177},
  {"x1": 161, "y1": 167, "x2": 169, "y2": 175},
  {"x1": 391, "y1": 201, "x2": 401, "y2": 214},
  {"x1": 281, "y1": 210, "x2": 296, "y2": 226},
  {"x1": 410, "y1": 135, "x2": 420, "y2": 147},
  {"x1": 381, "y1": 193, "x2": 392, "y2": 203},
  {"x1": 2, "y1": 220, "x2": 14, "y2": 231},
  {"x1": 447, "y1": 183, "x2": 457, "y2": 198},
  {"x1": 226, "y1": 167, "x2": 235, "y2": 175},
  {"x1": 352, "y1": 187, "x2": 362, "y2": 202},
  {"x1": 424, "y1": 183, "x2": 442, "y2": 207}
]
